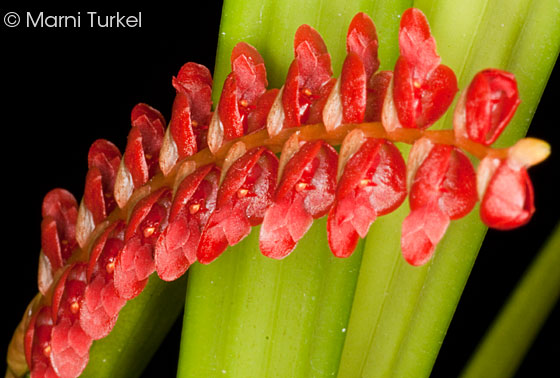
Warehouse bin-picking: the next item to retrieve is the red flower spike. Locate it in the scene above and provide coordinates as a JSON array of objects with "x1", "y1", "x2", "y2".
[
  {"x1": 328, "y1": 136, "x2": 407, "y2": 257},
  {"x1": 454, "y1": 68, "x2": 521, "y2": 145},
  {"x1": 402, "y1": 141, "x2": 477, "y2": 265},
  {"x1": 155, "y1": 165, "x2": 220, "y2": 281},
  {"x1": 115, "y1": 104, "x2": 165, "y2": 208},
  {"x1": 80, "y1": 221, "x2": 127, "y2": 340},
  {"x1": 260, "y1": 140, "x2": 338, "y2": 259},
  {"x1": 282, "y1": 24, "x2": 334, "y2": 128},
  {"x1": 479, "y1": 158, "x2": 535, "y2": 230},
  {"x1": 114, "y1": 188, "x2": 172, "y2": 299},
  {"x1": 40, "y1": 189, "x2": 79, "y2": 293},
  {"x1": 49, "y1": 263, "x2": 92, "y2": 378},
  {"x1": 197, "y1": 146, "x2": 278, "y2": 264},
  {"x1": 160, "y1": 63, "x2": 213, "y2": 175},
  {"x1": 208, "y1": 43, "x2": 268, "y2": 153},
  {"x1": 392, "y1": 8, "x2": 457, "y2": 130}
]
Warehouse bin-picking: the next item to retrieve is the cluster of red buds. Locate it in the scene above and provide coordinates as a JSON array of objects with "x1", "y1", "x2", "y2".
[{"x1": 7, "y1": 8, "x2": 550, "y2": 378}]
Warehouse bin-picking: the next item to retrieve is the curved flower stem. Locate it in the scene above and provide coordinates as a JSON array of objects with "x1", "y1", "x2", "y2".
[{"x1": 459, "y1": 221, "x2": 560, "y2": 378}]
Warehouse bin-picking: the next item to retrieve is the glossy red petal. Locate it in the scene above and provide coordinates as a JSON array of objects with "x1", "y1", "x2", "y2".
[
  {"x1": 231, "y1": 42, "x2": 267, "y2": 104},
  {"x1": 197, "y1": 203, "x2": 251, "y2": 264},
  {"x1": 464, "y1": 69, "x2": 520, "y2": 145},
  {"x1": 217, "y1": 147, "x2": 278, "y2": 223},
  {"x1": 260, "y1": 194, "x2": 313, "y2": 259},
  {"x1": 198, "y1": 148, "x2": 278, "y2": 263},
  {"x1": 260, "y1": 141, "x2": 337, "y2": 259},
  {"x1": 328, "y1": 138, "x2": 406, "y2": 257},
  {"x1": 131, "y1": 103, "x2": 166, "y2": 131},
  {"x1": 218, "y1": 42, "x2": 268, "y2": 141},
  {"x1": 49, "y1": 264, "x2": 91, "y2": 378},
  {"x1": 480, "y1": 160, "x2": 535, "y2": 230},
  {"x1": 409, "y1": 143, "x2": 477, "y2": 219},
  {"x1": 155, "y1": 165, "x2": 220, "y2": 280},
  {"x1": 393, "y1": 8, "x2": 457, "y2": 129},
  {"x1": 282, "y1": 24, "x2": 333, "y2": 128},
  {"x1": 340, "y1": 52, "x2": 367, "y2": 124},
  {"x1": 50, "y1": 317, "x2": 91, "y2": 378},
  {"x1": 87, "y1": 140, "x2": 121, "y2": 204},
  {"x1": 83, "y1": 168, "x2": 106, "y2": 224},
  {"x1": 171, "y1": 63, "x2": 213, "y2": 155},
  {"x1": 124, "y1": 188, "x2": 172, "y2": 242},
  {"x1": 123, "y1": 126, "x2": 150, "y2": 188},
  {"x1": 394, "y1": 57, "x2": 457, "y2": 129},
  {"x1": 113, "y1": 236, "x2": 151, "y2": 300},
  {"x1": 124, "y1": 104, "x2": 165, "y2": 187},
  {"x1": 327, "y1": 189, "x2": 375, "y2": 258},
  {"x1": 80, "y1": 275, "x2": 119, "y2": 340},
  {"x1": 115, "y1": 189, "x2": 171, "y2": 299},
  {"x1": 155, "y1": 217, "x2": 199, "y2": 281},
  {"x1": 27, "y1": 306, "x2": 54, "y2": 375},
  {"x1": 81, "y1": 223, "x2": 126, "y2": 339},
  {"x1": 346, "y1": 12, "x2": 380, "y2": 79},
  {"x1": 41, "y1": 189, "x2": 78, "y2": 269},
  {"x1": 401, "y1": 202, "x2": 450, "y2": 266},
  {"x1": 218, "y1": 74, "x2": 245, "y2": 140},
  {"x1": 398, "y1": 8, "x2": 439, "y2": 78}
]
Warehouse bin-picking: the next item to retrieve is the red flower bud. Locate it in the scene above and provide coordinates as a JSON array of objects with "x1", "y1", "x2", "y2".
[{"x1": 454, "y1": 68, "x2": 520, "y2": 145}]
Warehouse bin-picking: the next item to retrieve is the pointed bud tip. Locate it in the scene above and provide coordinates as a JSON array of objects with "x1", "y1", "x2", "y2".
[{"x1": 509, "y1": 137, "x2": 551, "y2": 167}]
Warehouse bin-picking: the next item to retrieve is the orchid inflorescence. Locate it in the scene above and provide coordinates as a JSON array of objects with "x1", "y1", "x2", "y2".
[{"x1": 7, "y1": 8, "x2": 549, "y2": 378}]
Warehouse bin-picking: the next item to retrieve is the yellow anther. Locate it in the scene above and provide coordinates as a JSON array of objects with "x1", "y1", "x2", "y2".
[
  {"x1": 359, "y1": 179, "x2": 370, "y2": 188},
  {"x1": 143, "y1": 226, "x2": 156, "y2": 238},
  {"x1": 145, "y1": 154, "x2": 152, "y2": 160},
  {"x1": 106, "y1": 261, "x2": 115, "y2": 274},
  {"x1": 295, "y1": 182, "x2": 308, "y2": 192},
  {"x1": 189, "y1": 203, "x2": 201, "y2": 215},
  {"x1": 70, "y1": 301, "x2": 80, "y2": 314},
  {"x1": 192, "y1": 120, "x2": 199, "y2": 127},
  {"x1": 240, "y1": 99, "x2": 249, "y2": 107},
  {"x1": 43, "y1": 345, "x2": 51, "y2": 358},
  {"x1": 413, "y1": 81, "x2": 421, "y2": 89},
  {"x1": 303, "y1": 88, "x2": 312, "y2": 97},
  {"x1": 237, "y1": 188, "x2": 249, "y2": 198}
]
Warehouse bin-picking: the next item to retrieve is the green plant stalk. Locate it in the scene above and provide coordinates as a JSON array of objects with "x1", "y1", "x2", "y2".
[
  {"x1": 177, "y1": 1, "x2": 410, "y2": 377},
  {"x1": 459, "y1": 222, "x2": 560, "y2": 378},
  {"x1": 339, "y1": 0, "x2": 560, "y2": 377}
]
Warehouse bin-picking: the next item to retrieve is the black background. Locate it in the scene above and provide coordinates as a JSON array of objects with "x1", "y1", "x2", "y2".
[{"x1": 1, "y1": 3, "x2": 558, "y2": 377}]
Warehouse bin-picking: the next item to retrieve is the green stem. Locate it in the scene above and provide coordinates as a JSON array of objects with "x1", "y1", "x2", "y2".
[
  {"x1": 338, "y1": 1, "x2": 560, "y2": 377},
  {"x1": 460, "y1": 222, "x2": 560, "y2": 378}
]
